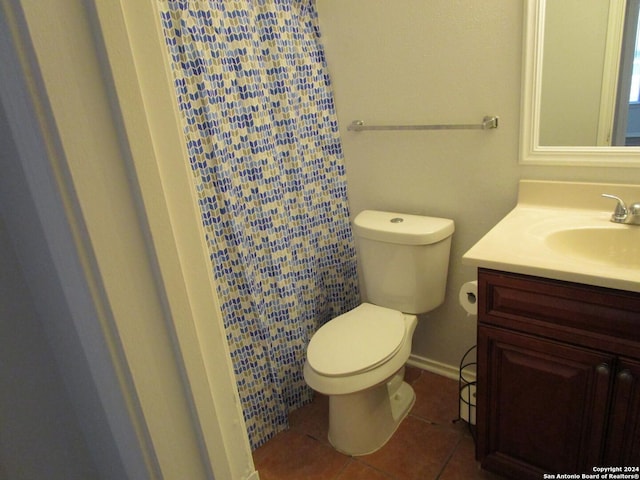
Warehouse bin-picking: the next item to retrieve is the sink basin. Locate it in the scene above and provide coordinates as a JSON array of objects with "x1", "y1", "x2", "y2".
[{"x1": 546, "y1": 227, "x2": 640, "y2": 269}]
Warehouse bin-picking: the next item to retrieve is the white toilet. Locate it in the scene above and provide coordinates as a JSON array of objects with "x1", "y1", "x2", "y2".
[{"x1": 303, "y1": 210, "x2": 454, "y2": 456}]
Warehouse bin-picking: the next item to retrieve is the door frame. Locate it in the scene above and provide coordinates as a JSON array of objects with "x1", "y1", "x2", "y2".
[{"x1": 0, "y1": 1, "x2": 256, "y2": 478}]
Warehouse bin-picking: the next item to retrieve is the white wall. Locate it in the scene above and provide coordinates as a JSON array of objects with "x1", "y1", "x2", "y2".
[{"x1": 317, "y1": 0, "x2": 640, "y2": 371}]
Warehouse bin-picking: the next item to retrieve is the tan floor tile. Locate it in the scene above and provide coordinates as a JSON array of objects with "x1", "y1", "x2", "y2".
[
  {"x1": 359, "y1": 416, "x2": 461, "y2": 480},
  {"x1": 336, "y1": 460, "x2": 394, "y2": 479},
  {"x1": 439, "y1": 434, "x2": 507, "y2": 480},
  {"x1": 253, "y1": 429, "x2": 350, "y2": 480},
  {"x1": 411, "y1": 370, "x2": 460, "y2": 426},
  {"x1": 289, "y1": 393, "x2": 329, "y2": 443}
]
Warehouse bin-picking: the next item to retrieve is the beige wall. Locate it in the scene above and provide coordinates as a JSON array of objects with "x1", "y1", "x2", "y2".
[{"x1": 317, "y1": 0, "x2": 640, "y2": 371}]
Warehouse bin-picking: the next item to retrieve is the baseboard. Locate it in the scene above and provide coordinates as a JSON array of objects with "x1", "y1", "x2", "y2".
[{"x1": 407, "y1": 353, "x2": 476, "y2": 382}]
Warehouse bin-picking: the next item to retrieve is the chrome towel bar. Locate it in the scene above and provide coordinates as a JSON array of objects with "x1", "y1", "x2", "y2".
[{"x1": 347, "y1": 115, "x2": 499, "y2": 132}]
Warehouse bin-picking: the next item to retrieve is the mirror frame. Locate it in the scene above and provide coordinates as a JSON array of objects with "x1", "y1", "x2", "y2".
[{"x1": 520, "y1": 0, "x2": 640, "y2": 167}]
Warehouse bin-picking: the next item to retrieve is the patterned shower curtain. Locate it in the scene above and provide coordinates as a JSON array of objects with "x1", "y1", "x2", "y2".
[{"x1": 159, "y1": 0, "x2": 360, "y2": 449}]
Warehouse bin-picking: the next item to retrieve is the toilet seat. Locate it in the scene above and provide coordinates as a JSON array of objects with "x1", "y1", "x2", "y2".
[{"x1": 306, "y1": 303, "x2": 405, "y2": 377}]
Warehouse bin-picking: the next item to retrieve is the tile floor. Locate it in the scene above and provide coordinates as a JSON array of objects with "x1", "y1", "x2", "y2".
[{"x1": 253, "y1": 367, "x2": 507, "y2": 480}]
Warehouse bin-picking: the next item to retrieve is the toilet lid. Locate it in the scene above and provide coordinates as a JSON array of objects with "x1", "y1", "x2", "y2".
[{"x1": 307, "y1": 303, "x2": 405, "y2": 377}]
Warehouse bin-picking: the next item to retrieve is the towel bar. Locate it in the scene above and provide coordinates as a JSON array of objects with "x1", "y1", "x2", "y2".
[{"x1": 347, "y1": 115, "x2": 499, "y2": 132}]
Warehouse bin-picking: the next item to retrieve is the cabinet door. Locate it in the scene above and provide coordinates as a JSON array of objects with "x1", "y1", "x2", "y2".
[
  {"x1": 605, "y1": 358, "x2": 640, "y2": 465},
  {"x1": 477, "y1": 326, "x2": 613, "y2": 479}
]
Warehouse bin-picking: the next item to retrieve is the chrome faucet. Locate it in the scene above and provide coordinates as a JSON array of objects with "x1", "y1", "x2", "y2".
[{"x1": 601, "y1": 194, "x2": 640, "y2": 225}]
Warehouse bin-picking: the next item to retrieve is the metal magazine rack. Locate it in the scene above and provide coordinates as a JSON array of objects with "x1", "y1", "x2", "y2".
[{"x1": 457, "y1": 345, "x2": 477, "y2": 440}]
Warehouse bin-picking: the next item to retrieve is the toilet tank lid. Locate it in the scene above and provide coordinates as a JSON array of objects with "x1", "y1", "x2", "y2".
[{"x1": 353, "y1": 210, "x2": 454, "y2": 245}]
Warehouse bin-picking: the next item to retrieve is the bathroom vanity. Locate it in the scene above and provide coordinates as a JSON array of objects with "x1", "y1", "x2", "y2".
[
  {"x1": 476, "y1": 268, "x2": 640, "y2": 478},
  {"x1": 463, "y1": 180, "x2": 640, "y2": 479}
]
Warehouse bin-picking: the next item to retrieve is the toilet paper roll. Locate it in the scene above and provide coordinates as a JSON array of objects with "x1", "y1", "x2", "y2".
[{"x1": 459, "y1": 280, "x2": 478, "y2": 316}]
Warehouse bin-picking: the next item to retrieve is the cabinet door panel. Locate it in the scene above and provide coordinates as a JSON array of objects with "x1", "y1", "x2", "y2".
[
  {"x1": 478, "y1": 326, "x2": 613, "y2": 477},
  {"x1": 605, "y1": 358, "x2": 640, "y2": 465}
]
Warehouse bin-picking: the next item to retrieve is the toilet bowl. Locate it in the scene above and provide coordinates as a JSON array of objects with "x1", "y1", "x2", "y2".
[
  {"x1": 303, "y1": 210, "x2": 454, "y2": 456},
  {"x1": 304, "y1": 303, "x2": 418, "y2": 455}
]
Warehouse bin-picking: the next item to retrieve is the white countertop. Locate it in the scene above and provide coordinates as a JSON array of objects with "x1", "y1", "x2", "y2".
[{"x1": 462, "y1": 180, "x2": 640, "y2": 293}]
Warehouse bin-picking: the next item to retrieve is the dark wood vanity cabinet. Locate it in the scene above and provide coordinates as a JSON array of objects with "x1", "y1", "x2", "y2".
[{"x1": 476, "y1": 269, "x2": 640, "y2": 479}]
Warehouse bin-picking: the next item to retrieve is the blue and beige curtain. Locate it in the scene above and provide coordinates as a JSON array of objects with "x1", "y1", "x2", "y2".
[{"x1": 159, "y1": 0, "x2": 359, "y2": 448}]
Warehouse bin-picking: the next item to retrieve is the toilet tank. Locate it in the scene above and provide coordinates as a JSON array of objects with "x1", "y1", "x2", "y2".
[{"x1": 353, "y1": 210, "x2": 455, "y2": 314}]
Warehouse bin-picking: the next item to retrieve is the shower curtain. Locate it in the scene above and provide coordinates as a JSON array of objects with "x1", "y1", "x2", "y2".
[{"x1": 159, "y1": 0, "x2": 360, "y2": 449}]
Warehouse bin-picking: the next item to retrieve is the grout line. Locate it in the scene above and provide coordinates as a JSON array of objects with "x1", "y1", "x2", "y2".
[
  {"x1": 352, "y1": 457, "x2": 401, "y2": 480},
  {"x1": 332, "y1": 456, "x2": 352, "y2": 480},
  {"x1": 434, "y1": 432, "x2": 465, "y2": 480}
]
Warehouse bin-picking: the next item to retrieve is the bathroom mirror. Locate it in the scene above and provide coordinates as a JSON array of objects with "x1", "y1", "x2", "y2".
[{"x1": 520, "y1": 0, "x2": 640, "y2": 166}]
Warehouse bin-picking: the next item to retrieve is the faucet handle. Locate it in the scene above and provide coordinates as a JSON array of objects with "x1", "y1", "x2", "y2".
[
  {"x1": 629, "y1": 202, "x2": 640, "y2": 225},
  {"x1": 601, "y1": 194, "x2": 628, "y2": 222}
]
